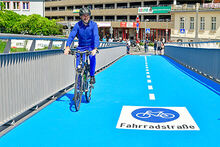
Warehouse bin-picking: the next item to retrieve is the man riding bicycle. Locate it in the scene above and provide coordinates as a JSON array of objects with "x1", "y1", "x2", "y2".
[{"x1": 64, "y1": 7, "x2": 99, "y2": 84}]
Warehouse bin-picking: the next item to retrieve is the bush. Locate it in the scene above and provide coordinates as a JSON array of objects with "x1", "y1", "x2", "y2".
[
  {"x1": 0, "y1": 40, "x2": 6, "y2": 53},
  {"x1": 148, "y1": 42, "x2": 154, "y2": 46},
  {"x1": 0, "y1": 10, "x2": 62, "y2": 35}
]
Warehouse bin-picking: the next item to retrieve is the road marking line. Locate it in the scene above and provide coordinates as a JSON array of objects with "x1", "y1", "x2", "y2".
[
  {"x1": 146, "y1": 72, "x2": 150, "y2": 74},
  {"x1": 148, "y1": 85, "x2": 153, "y2": 90},
  {"x1": 147, "y1": 80, "x2": 151, "y2": 83},
  {"x1": 147, "y1": 75, "x2": 150, "y2": 78},
  {"x1": 149, "y1": 94, "x2": 155, "y2": 100},
  {"x1": 146, "y1": 69, "x2": 149, "y2": 71}
]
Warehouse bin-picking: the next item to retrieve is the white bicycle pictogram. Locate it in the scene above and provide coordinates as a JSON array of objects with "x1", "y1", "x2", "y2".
[{"x1": 136, "y1": 110, "x2": 175, "y2": 119}]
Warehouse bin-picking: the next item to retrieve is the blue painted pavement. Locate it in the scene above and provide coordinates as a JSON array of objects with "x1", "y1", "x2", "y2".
[{"x1": 0, "y1": 55, "x2": 219, "y2": 147}]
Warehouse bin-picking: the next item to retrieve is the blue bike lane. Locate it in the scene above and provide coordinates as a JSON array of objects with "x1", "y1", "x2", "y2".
[{"x1": 0, "y1": 55, "x2": 219, "y2": 147}]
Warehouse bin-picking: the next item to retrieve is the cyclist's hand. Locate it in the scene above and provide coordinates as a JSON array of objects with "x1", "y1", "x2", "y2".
[
  {"x1": 64, "y1": 47, "x2": 70, "y2": 55},
  {"x1": 91, "y1": 48, "x2": 97, "y2": 56}
]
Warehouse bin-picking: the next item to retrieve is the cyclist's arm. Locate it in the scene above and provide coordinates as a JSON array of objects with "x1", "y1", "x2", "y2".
[
  {"x1": 93, "y1": 23, "x2": 100, "y2": 51},
  {"x1": 65, "y1": 24, "x2": 78, "y2": 53}
]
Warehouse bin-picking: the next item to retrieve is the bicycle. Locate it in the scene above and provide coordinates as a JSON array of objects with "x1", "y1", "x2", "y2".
[
  {"x1": 136, "y1": 110, "x2": 175, "y2": 119},
  {"x1": 69, "y1": 50, "x2": 97, "y2": 111}
]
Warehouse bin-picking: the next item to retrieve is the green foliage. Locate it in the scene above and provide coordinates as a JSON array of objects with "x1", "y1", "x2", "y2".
[
  {"x1": 0, "y1": 40, "x2": 6, "y2": 53},
  {"x1": 139, "y1": 42, "x2": 144, "y2": 46},
  {"x1": 0, "y1": 41, "x2": 28, "y2": 53},
  {"x1": 0, "y1": 2, "x2": 5, "y2": 11},
  {"x1": 10, "y1": 48, "x2": 28, "y2": 53},
  {"x1": 0, "y1": 10, "x2": 62, "y2": 35},
  {"x1": 148, "y1": 42, "x2": 154, "y2": 46}
]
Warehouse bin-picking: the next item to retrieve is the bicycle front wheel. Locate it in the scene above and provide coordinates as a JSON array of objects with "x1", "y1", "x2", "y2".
[
  {"x1": 74, "y1": 73, "x2": 83, "y2": 111},
  {"x1": 85, "y1": 70, "x2": 92, "y2": 102}
]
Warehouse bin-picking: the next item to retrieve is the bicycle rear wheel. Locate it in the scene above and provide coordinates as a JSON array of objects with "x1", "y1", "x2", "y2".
[{"x1": 74, "y1": 73, "x2": 83, "y2": 111}]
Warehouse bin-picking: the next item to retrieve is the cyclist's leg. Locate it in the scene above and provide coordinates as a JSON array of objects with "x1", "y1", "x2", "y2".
[
  {"x1": 75, "y1": 53, "x2": 80, "y2": 68},
  {"x1": 75, "y1": 51, "x2": 86, "y2": 68},
  {"x1": 89, "y1": 54, "x2": 96, "y2": 77}
]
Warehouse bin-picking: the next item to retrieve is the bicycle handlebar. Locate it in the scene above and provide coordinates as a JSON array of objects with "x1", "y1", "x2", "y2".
[{"x1": 69, "y1": 50, "x2": 99, "y2": 55}]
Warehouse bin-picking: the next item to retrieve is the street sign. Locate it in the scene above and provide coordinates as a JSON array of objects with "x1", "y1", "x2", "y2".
[
  {"x1": 136, "y1": 16, "x2": 140, "y2": 23},
  {"x1": 146, "y1": 28, "x2": 150, "y2": 34},
  {"x1": 180, "y1": 29, "x2": 185, "y2": 34},
  {"x1": 136, "y1": 23, "x2": 139, "y2": 33},
  {"x1": 136, "y1": 27, "x2": 139, "y2": 33}
]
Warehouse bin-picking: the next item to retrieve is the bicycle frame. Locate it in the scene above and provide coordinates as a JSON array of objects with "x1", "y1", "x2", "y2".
[{"x1": 70, "y1": 50, "x2": 92, "y2": 111}]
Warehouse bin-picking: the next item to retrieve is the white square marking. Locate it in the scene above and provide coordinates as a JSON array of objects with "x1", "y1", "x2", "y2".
[
  {"x1": 146, "y1": 72, "x2": 150, "y2": 74},
  {"x1": 149, "y1": 94, "x2": 155, "y2": 100},
  {"x1": 147, "y1": 80, "x2": 151, "y2": 83},
  {"x1": 148, "y1": 85, "x2": 153, "y2": 90},
  {"x1": 116, "y1": 106, "x2": 200, "y2": 131},
  {"x1": 146, "y1": 69, "x2": 149, "y2": 71},
  {"x1": 147, "y1": 75, "x2": 150, "y2": 78}
]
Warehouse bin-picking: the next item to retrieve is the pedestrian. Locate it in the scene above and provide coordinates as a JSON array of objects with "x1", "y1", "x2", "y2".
[
  {"x1": 154, "y1": 39, "x2": 157, "y2": 55},
  {"x1": 136, "y1": 39, "x2": 141, "y2": 51},
  {"x1": 126, "y1": 39, "x2": 131, "y2": 54},
  {"x1": 157, "y1": 38, "x2": 162, "y2": 55},
  {"x1": 102, "y1": 36, "x2": 106, "y2": 42},
  {"x1": 108, "y1": 37, "x2": 113, "y2": 42},
  {"x1": 144, "y1": 38, "x2": 149, "y2": 53}
]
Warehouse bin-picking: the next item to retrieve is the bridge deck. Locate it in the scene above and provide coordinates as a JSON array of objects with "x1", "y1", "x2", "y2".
[{"x1": 0, "y1": 55, "x2": 219, "y2": 147}]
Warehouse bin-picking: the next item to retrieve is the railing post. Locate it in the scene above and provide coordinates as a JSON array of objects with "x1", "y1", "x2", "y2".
[
  {"x1": 70, "y1": 41, "x2": 75, "y2": 49},
  {"x1": 61, "y1": 41, "x2": 66, "y2": 50},
  {"x1": 48, "y1": 40, "x2": 53, "y2": 50},
  {"x1": 4, "y1": 39, "x2": 11, "y2": 53},
  {"x1": 30, "y1": 40, "x2": 36, "y2": 51}
]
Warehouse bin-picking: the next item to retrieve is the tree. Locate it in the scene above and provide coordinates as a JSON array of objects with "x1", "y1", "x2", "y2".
[
  {"x1": 0, "y1": 10, "x2": 62, "y2": 35},
  {"x1": 0, "y1": 2, "x2": 5, "y2": 11}
]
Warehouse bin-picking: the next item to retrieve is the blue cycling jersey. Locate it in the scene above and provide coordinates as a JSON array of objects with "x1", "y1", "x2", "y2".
[
  {"x1": 66, "y1": 20, "x2": 99, "y2": 49},
  {"x1": 66, "y1": 20, "x2": 99, "y2": 77}
]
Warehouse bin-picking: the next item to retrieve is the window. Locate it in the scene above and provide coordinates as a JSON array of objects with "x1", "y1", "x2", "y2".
[
  {"x1": 211, "y1": 17, "x2": 216, "y2": 30},
  {"x1": 180, "y1": 17, "x2": 184, "y2": 29},
  {"x1": 3, "y1": 2, "x2": 10, "y2": 9},
  {"x1": 23, "y1": 2, "x2": 29, "y2": 10},
  {"x1": 190, "y1": 17, "x2": 194, "y2": 30},
  {"x1": 200, "y1": 17, "x2": 205, "y2": 30},
  {"x1": 13, "y1": 2, "x2": 20, "y2": 10}
]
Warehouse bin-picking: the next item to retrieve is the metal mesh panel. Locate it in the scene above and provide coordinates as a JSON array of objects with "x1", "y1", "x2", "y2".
[
  {"x1": 164, "y1": 45, "x2": 220, "y2": 81},
  {"x1": 0, "y1": 46, "x2": 126, "y2": 125}
]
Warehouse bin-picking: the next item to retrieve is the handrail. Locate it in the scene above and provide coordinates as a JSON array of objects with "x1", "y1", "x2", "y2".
[
  {"x1": 165, "y1": 41, "x2": 220, "y2": 49},
  {"x1": 0, "y1": 33, "x2": 126, "y2": 53}
]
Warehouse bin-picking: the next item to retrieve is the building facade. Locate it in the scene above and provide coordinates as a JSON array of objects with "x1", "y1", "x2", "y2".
[
  {"x1": 171, "y1": 3, "x2": 220, "y2": 41},
  {"x1": 1, "y1": 0, "x2": 45, "y2": 17},
  {"x1": 45, "y1": 0, "x2": 212, "y2": 41}
]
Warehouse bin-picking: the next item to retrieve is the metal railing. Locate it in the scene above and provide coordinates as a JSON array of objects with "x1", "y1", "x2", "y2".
[
  {"x1": 0, "y1": 34, "x2": 126, "y2": 126},
  {"x1": 165, "y1": 41, "x2": 220, "y2": 82}
]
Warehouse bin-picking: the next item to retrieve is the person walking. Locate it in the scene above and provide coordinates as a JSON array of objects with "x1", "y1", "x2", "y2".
[
  {"x1": 157, "y1": 38, "x2": 162, "y2": 55},
  {"x1": 126, "y1": 39, "x2": 131, "y2": 54},
  {"x1": 144, "y1": 38, "x2": 150, "y2": 53},
  {"x1": 154, "y1": 39, "x2": 157, "y2": 55}
]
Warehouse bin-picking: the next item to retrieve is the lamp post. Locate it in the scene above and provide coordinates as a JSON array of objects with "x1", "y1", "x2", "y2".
[
  {"x1": 166, "y1": 19, "x2": 169, "y2": 42},
  {"x1": 145, "y1": 19, "x2": 149, "y2": 40},
  {"x1": 195, "y1": 3, "x2": 199, "y2": 42},
  {"x1": 136, "y1": 15, "x2": 140, "y2": 41}
]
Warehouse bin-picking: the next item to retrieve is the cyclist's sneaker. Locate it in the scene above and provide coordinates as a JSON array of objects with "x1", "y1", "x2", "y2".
[{"x1": 90, "y1": 76, "x2": 96, "y2": 84}]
